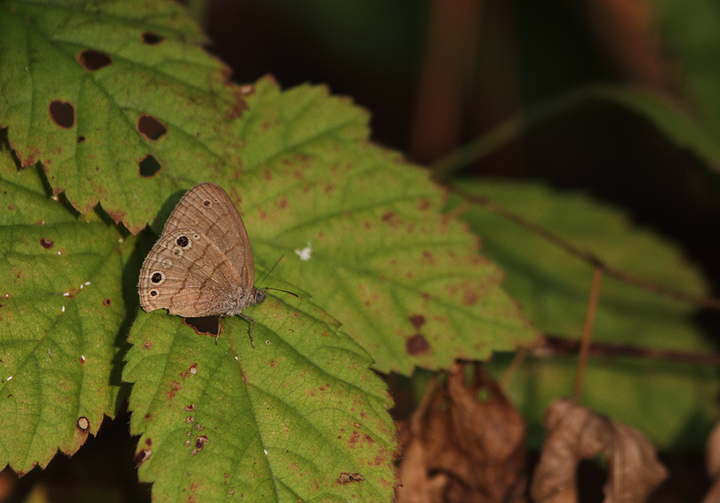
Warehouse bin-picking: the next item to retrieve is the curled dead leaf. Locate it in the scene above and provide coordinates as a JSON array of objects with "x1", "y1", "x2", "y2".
[
  {"x1": 531, "y1": 398, "x2": 668, "y2": 503},
  {"x1": 702, "y1": 421, "x2": 720, "y2": 503},
  {"x1": 396, "y1": 362, "x2": 527, "y2": 503}
]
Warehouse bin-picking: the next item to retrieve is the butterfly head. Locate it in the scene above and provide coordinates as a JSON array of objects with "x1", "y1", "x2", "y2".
[{"x1": 252, "y1": 287, "x2": 267, "y2": 305}]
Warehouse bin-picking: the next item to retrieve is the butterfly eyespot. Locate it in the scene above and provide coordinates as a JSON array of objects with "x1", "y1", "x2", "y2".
[
  {"x1": 203, "y1": 199, "x2": 211, "y2": 207},
  {"x1": 150, "y1": 290, "x2": 158, "y2": 297},
  {"x1": 193, "y1": 233, "x2": 200, "y2": 240},
  {"x1": 176, "y1": 235, "x2": 190, "y2": 248},
  {"x1": 172, "y1": 247, "x2": 183, "y2": 256},
  {"x1": 151, "y1": 271, "x2": 164, "y2": 284}
]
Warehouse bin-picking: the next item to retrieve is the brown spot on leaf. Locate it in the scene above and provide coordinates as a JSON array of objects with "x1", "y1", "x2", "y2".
[
  {"x1": 462, "y1": 289, "x2": 479, "y2": 306},
  {"x1": 8, "y1": 204, "x2": 14, "y2": 211},
  {"x1": 139, "y1": 154, "x2": 161, "y2": 177},
  {"x1": 103, "y1": 297, "x2": 112, "y2": 307},
  {"x1": 166, "y1": 380, "x2": 181, "y2": 399},
  {"x1": 77, "y1": 49, "x2": 112, "y2": 71},
  {"x1": 418, "y1": 199, "x2": 431, "y2": 210},
  {"x1": 381, "y1": 212, "x2": 395, "y2": 222},
  {"x1": 141, "y1": 32, "x2": 164, "y2": 45},
  {"x1": 279, "y1": 198, "x2": 287, "y2": 208},
  {"x1": 421, "y1": 250, "x2": 435, "y2": 265},
  {"x1": 76, "y1": 416, "x2": 90, "y2": 431},
  {"x1": 49, "y1": 100, "x2": 75, "y2": 129},
  {"x1": 77, "y1": 135, "x2": 85, "y2": 143},
  {"x1": 270, "y1": 360, "x2": 277, "y2": 368},
  {"x1": 141, "y1": 340, "x2": 152, "y2": 350},
  {"x1": 337, "y1": 472, "x2": 364, "y2": 484},
  {"x1": 408, "y1": 315, "x2": 426, "y2": 330},
  {"x1": 406, "y1": 334, "x2": 430, "y2": 356},
  {"x1": 185, "y1": 404, "x2": 195, "y2": 412},
  {"x1": 137, "y1": 114, "x2": 167, "y2": 141},
  {"x1": 39, "y1": 237, "x2": 54, "y2": 249}
]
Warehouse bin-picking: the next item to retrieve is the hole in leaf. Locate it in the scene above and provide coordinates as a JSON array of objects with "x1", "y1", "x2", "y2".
[
  {"x1": 139, "y1": 154, "x2": 161, "y2": 177},
  {"x1": 77, "y1": 49, "x2": 112, "y2": 71},
  {"x1": 39, "y1": 237, "x2": 54, "y2": 249},
  {"x1": 103, "y1": 298, "x2": 112, "y2": 306},
  {"x1": 137, "y1": 114, "x2": 167, "y2": 141},
  {"x1": 134, "y1": 449, "x2": 152, "y2": 466},
  {"x1": 141, "y1": 32, "x2": 164, "y2": 45},
  {"x1": 48, "y1": 100, "x2": 75, "y2": 129},
  {"x1": 184, "y1": 316, "x2": 219, "y2": 336},
  {"x1": 136, "y1": 114, "x2": 167, "y2": 141}
]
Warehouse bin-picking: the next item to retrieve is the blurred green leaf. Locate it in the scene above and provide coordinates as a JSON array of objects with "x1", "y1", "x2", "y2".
[
  {"x1": 652, "y1": 0, "x2": 720, "y2": 155},
  {"x1": 451, "y1": 179, "x2": 719, "y2": 448},
  {"x1": 0, "y1": 148, "x2": 133, "y2": 473},
  {"x1": 124, "y1": 302, "x2": 397, "y2": 502},
  {"x1": 432, "y1": 86, "x2": 720, "y2": 178}
]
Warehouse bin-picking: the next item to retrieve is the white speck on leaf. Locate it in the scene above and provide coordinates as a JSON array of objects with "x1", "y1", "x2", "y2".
[
  {"x1": 294, "y1": 242, "x2": 312, "y2": 261},
  {"x1": 61, "y1": 306, "x2": 65, "y2": 312}
]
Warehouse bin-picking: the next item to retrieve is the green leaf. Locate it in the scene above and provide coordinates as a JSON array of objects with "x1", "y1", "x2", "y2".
[
  {"x1": 123, "y1": 301, "x2": 398, "y2": 502},
  {"x1": 0, "y1": 0, "x2": 244, "y2": 234},
  {"x1": 652, "y1": 0, "x2": 720, "y2": 153},
  {"x1": 0, "y1": 148, "x2": 133, "y2": 473},
  {"x1": 230, "y1": 79, "x2": 539, "y2": 374},
  {"x1": 1, "y1": 0, "x2": 537, "y2": 375},
  {"x1": 431, "y1": 85, "x2": 720, "y2": 178},
  {"x1": 452, "y1": 179, "x2": 719, "y2": 448}
]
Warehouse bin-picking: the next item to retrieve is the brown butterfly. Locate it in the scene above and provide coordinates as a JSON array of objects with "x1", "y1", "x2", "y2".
[{"x1": 138, "y1": 183, "x2": 266, "y2": 346}]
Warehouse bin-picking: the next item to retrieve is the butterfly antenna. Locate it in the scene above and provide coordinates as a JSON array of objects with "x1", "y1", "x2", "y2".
[
  {"x1": 259, "y1": 255, "x2": 284, "y2": 286},
  {"x1": 266, "y1": 287, "x2": 298, "y2": 298}
]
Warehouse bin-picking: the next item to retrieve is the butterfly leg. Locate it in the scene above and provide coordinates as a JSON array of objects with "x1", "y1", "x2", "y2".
[
  {"x1": 215, "y1": 315, "x2": 222, "y2": 345},
  {"x1": 239, "y1": 313, "x2": 256, "y2": 349}
]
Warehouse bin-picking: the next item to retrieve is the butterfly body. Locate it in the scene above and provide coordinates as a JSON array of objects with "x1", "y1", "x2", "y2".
[{"x1": 138, "y1": 183, "x2": 266, "y2": 342}]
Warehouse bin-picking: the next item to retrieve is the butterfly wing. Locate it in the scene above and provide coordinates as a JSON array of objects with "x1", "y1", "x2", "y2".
[
  {"x1": 163, "y1": 183, "x2": 256, "y2": 286},
  {"x1": 138, "y1": 228, "x2": 245, "y2": 317}
]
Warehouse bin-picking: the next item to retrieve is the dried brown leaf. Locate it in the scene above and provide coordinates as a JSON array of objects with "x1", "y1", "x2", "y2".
[
  {"x1": 702, "y1": 421, "x2": 720, "y2": 503},
  {"x1": 396, "y1": 363, "x2": 527, "y2": 503},
  {"x1": 531, "y1": 398, "x2": 668, "y2": 503}
]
